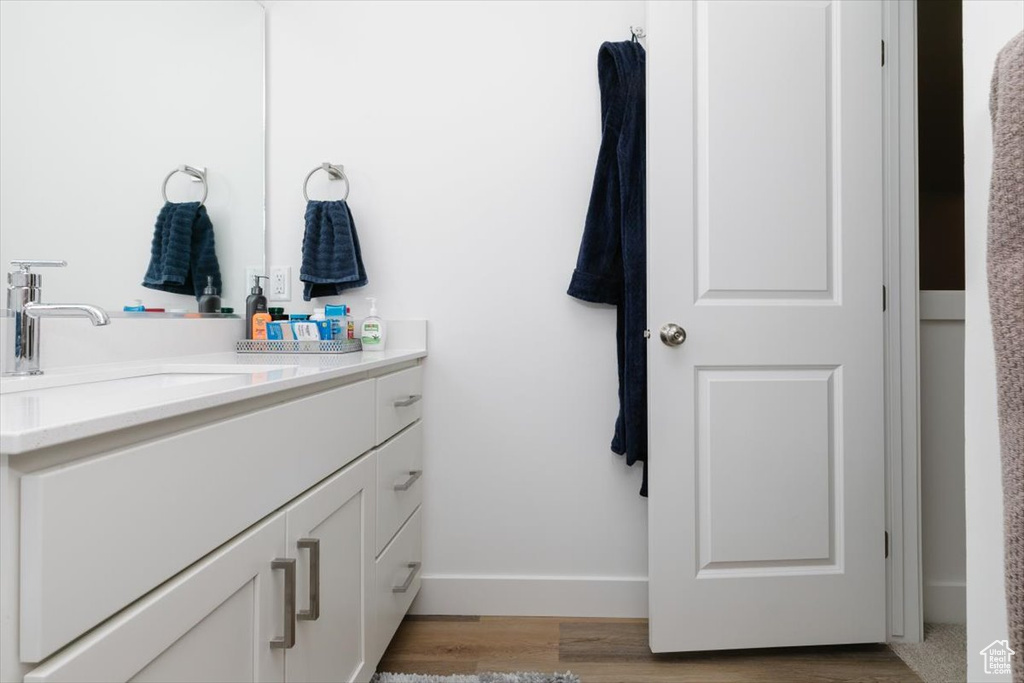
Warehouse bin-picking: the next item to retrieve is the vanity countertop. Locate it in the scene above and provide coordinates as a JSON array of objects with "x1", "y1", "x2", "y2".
[{"x1": 0, "y1": 349, "x2": 426, "y2": 454}]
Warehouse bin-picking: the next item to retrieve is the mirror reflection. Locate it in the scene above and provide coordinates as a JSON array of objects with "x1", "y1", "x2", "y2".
[{"x1": 0, "y1": 0, "x2": 265, "y2": 313}]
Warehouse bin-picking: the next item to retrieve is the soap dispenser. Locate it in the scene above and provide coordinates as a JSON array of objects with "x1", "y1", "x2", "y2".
[
  {"x1": 198, "y1": 276, "x2": 221, "y2": 313},
  {"x1": 245, "y1": 275, "x2": 269, "y2": 339},
  {"x1": 360, "y1": 297, "x2": 386, "y2": 351}
]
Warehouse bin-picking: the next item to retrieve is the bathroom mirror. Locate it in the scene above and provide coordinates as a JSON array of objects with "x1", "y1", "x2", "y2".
[{"x1": 0, "y1": 0, "x2": 265, "y2": 313}]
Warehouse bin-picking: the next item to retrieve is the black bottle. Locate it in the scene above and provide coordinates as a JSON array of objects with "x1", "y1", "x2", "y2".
[
  {"x1": 245, "y1": 275, "x2": 269, "y2": 339},
  {"x1": 198, "y1": 276, "x2": 221, "y2": 313}
]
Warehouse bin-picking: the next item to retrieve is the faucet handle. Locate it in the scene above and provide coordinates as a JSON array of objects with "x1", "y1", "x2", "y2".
[
  {"x1": 8, "y1": 260, "x2": 66, "y2": 288},
  {"x1": 10, "y1": 260, "x2": 67, "y2": 272}
]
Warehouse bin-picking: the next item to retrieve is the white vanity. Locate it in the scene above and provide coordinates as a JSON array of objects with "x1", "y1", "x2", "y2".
[{"x1": 0, "y1": 336, "x2": 426, "y2": 683}]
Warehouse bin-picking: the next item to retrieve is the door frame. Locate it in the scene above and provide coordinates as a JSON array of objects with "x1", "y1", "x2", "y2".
[{"x1": 882, "y1": 0, "x2": 923, "y2": 644}]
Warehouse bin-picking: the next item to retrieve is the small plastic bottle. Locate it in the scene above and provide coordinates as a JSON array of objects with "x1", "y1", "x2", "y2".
[{"x1": 360, "y1": 298, "x2": 387, "y2": 351}]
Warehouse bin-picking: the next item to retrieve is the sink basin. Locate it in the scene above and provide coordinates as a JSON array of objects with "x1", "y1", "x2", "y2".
[{"x1": 0, "y1": 363, "x2": 299, "y2": 395}]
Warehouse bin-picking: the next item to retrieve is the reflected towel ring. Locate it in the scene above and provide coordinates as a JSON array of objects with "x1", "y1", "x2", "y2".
[
  {"x1": 162, "y1": 165, "x2": 208, "y2": 205},
  {"x1": 303, "y1": 162, "x2": 350, "y2": 202}
]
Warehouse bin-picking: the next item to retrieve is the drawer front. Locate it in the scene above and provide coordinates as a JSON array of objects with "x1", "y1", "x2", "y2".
[
  {"x1": 373, "y1": 508, "x2": 422, "y2": 665},
  {"x1": 375, "y1": 366, "x2": 423, "y2": 445},
  {"x1": 20, "y1": 379, "x2": 375, "y2": 663},
  {"x1": 375, "y1": 422, "x2": 423, "y2": 555}
]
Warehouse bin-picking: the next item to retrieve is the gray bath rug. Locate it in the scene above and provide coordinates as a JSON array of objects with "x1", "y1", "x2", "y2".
[
  {"x1": 889, "y1": 623, "x2": 967, "y2": 683},
  {"x1": 372, "y1": 673, "x2": 578, "y2": 683}
]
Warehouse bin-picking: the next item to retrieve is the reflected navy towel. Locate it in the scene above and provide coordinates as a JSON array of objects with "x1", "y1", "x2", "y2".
[
  {"x1": 143, "y1": 201, "x2": 221, "y2": 299},
  {"x1": 567, "y1": 41, "x2": 647, "y2": 496},
  {"x1": 301, "y1": 200, "x2": 368, "y2": 301}
]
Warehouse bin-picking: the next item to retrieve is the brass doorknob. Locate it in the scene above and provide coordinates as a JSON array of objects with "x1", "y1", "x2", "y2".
[{"x1": 660, "y1": 323, "x2": 687, "y2": 347}]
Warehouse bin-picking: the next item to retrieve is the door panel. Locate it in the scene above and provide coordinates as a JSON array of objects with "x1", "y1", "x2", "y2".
[
  {"x1": 285, "y1": 454, "x2": 376, "y2": 683},
  {"x1": 698, "y1": 367, "x2": 836, "y2": 568},
  {"x1": 697, "y1": 0, "x2": 835, "y2": 300},
  {"x1": 648, "y1": 0, "x2": 884, "y2": 652},
  {"x1": 129, "y1": 584, "x2": 256, "y2": 683}
]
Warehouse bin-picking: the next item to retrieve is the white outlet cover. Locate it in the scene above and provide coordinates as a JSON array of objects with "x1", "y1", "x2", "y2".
[{"x1": 269, "y1": 266, "x2": 291, "y2": 302}]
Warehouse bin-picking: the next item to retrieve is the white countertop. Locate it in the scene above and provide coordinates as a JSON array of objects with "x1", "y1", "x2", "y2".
[{"x1": 0, "y1": 349, "x2": 426, "y2": 454}]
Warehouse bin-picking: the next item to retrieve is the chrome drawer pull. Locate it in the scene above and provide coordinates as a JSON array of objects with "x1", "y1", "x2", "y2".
[
  {"x1": 270, "y1": 558, "x2": 296, "y2": 649},
  {"x1": 297, "y1": 538, "x2": 320, "y2": 621},
  {"x1": 393, "y1": 470, "x2": 423, "y2": 491},
  {"x1": 393, "y1": 394, "x2": 422, "y2": 407},
  {"x1": 392, "y1": 561, "x2": 422, "y2": 593}
]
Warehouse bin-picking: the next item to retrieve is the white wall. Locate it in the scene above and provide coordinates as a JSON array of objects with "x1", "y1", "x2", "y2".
[
  {"x1": 0, "y1": 1, "x2": 264, "y2": 312},
  {"x1": 963, "y1": 2, "x2": 1021, "y2": 680},
  {"x1": 919, "y1": 292, "x2": 966, "y2": 624},
  {"x1": 267, "y1": 1, "x2": 649, "y2": 615}
]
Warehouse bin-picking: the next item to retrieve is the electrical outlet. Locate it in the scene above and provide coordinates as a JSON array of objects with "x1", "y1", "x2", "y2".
[{"x1": 269, "y1": 266, "x2": 291, "y2": 302}]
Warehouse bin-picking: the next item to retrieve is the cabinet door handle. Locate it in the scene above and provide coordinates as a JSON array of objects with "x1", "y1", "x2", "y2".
[
  {"x1": 297, "y1": 538, "x2": 320, "y2": 621},
  {"x1": 393, "y1": 470, "x2": 423, "y2": 491},
  {"x1": 392, "y1": 561, "x2": 422, "y2": 593},
  {"x1": 270, "y1": 558, "x2": 296, "y2": 649},
  {"x1": 393, "y1": 394, "x2": 422, "y2": 407}
]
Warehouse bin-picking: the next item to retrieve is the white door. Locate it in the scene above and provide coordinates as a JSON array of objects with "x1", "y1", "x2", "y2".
[
  {"x1": 647, "y1": 0, "x2": 885, "y2": 652},
  {"x1": 285, "y1": 454, "x2": 376, "y2": 683},
  {"x1": 24, "y1": 513, "x2": 288, "y2": 683}
]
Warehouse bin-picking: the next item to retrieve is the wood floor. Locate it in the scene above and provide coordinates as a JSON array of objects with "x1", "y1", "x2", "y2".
[{"x1": 377, "y1": 616, "x2": 922, "y2": 683}]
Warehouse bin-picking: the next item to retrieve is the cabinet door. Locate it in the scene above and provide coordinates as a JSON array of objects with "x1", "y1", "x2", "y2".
[
  {"x1": 285, "y1": 454, "x2": 376, "y2": 683},
  {"x1": 25, "y1": 514, "x2": 288, "y2": 683}
]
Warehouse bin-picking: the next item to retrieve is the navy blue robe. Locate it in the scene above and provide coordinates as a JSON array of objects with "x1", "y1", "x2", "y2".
[{"x1": 567, "y1": 41, "x2": 647, "y2": 496}]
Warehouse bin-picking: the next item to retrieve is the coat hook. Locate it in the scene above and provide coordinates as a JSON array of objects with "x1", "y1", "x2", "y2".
[{"x1": 630, "y1": 26, "x2": 646, "y2": 42}]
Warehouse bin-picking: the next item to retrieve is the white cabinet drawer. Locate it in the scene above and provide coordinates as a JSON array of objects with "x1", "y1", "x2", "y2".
[
  {"x1": 375, "y1": 366, "x2": 422, "y2": 445},
  {"x1": 20, "y1": 379, "x2": 375, "y2": 663},
  {"x1": 372, "y1": 508, "x2": 422, "y2": 666},
  {"x1": 375, "y1": 422, "x2": 423, "y2": 555}
]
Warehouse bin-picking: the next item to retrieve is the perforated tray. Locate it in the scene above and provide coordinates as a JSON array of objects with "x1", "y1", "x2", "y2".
[{"x1": 236, "y1": 339, "x2": 362, "y2": 354}]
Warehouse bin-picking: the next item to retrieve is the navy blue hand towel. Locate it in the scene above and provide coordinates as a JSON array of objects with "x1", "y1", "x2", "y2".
[
  {"x1": 142, "y1": 201, "x2": 222, "y2": 299},
  {"x1": 301, "y1": 200, "x2": 368, "y2": 301},
  {"x1": 567, "y1": 41, "x2": 647, "y2": 496}
]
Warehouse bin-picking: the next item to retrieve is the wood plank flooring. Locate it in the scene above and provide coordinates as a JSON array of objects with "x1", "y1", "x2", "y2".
[{"x1": 377, "y1": 616, "x2": 922, "y2": 683}]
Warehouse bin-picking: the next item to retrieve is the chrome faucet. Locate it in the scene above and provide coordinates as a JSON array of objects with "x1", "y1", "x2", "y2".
[{"x1": 3, "y1": 260, "x2": 110, "y2": 376}]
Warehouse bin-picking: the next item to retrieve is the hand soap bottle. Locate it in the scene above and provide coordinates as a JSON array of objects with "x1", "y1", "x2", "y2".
[
  {"x1": 245, "y1": 275, "x2": 269, "y2": 339},
  {"x1": 198, "y1": 276, "x2": 221, "y2": 313},
  {"x1": 360, "y1": 297, "x2": 386, "y2": 352}
]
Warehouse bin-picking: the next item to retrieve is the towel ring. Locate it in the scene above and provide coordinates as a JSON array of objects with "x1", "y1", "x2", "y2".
[
  {"x1": 303, "y1": 163, "x2": 350, "y2": 202},
  {"x1": 162, "y1": 165, "x2": 208, "y2": 205}
]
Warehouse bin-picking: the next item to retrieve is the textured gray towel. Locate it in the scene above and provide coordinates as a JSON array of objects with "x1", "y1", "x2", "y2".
[{"x1": 988, "y1": 30, "x2": 1023, "y2": 683}]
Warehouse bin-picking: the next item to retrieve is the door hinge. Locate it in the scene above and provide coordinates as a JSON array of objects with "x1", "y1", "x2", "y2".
[
  {"x1": 885, "y1": 531, "x2": 890, "y2": 558},
  {"x1": 881, "y1": 39, "x2": 886, "y2": 67},
  {"x1": 883, "y1": 285, "x2": 888, "y2": 312},
  {"x1": 643, "y1": 329, "x2": 651, "y2": 339}
]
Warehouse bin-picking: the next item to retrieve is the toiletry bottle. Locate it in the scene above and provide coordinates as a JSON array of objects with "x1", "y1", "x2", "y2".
[
  {"x1": 123, "y1": 299, "x2": 145, "y2": 312},
  {"x1": 245, "y1": 275, "x2": 269, "y2": 339},
  {"x1": 269, "y1": 307, "x2": 288, "y2": 321},
  {"x1": 325, "y1": 304, "x2": 347, "y2": 340},
  {"x1": 360, "y1": 297, "x2": 387, "y2": 351},
  {"x1": 198, "y1": 276, "x2": 221, "y2": 313},
  {"x1": 252, "y1": 311, "x2": 272, "y2": 340},
  {"x1": 310, "y1": 307, "x2": 326, "y2": 321}
]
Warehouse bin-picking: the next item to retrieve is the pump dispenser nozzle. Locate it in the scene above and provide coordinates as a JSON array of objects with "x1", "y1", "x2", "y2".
[{"x1": 251, "y1": 275, "x2": 268, "y2": 295}]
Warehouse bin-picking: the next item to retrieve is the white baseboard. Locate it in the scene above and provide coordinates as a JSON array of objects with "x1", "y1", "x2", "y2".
[
  {"x1": 409, "y1": 575, "x2": 649, "y2": 618},
  {"x1": 924, "y1": 579, "x2": 966, "y2": 624}
]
